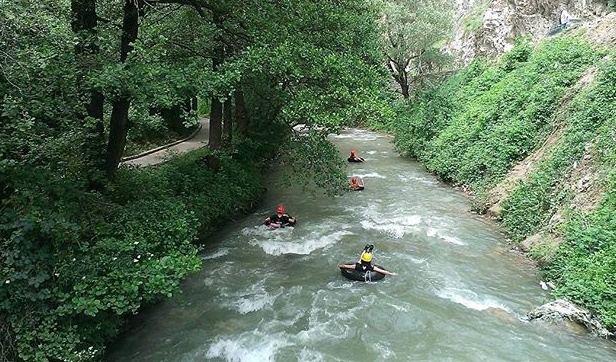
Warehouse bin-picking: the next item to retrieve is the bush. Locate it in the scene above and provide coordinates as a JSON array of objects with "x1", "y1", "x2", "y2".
[
  {"x1": 1, "y1": 148, "x2": 264, "y2": 361},
  {"x1": 396, "y1": 38, "x2": 599, "y2": 191}
]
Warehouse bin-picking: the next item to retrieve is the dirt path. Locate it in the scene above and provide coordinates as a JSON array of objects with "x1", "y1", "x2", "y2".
[{"x1": 121, "y1": 118, "x2": 210, "y2": 167}]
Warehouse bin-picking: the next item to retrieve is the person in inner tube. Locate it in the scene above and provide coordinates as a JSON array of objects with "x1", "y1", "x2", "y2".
[
  {"x1": 339, "y1": 244, "x2": 396, "y2": 276},
  {"x1": 264, "y1": 205, "x2": 296, "y2": 228},
  {"x1": 347, "y1": 150, "x2": 364, "y2": 162},
  {"x1": 350, "y1": 176, "x2": 364, "y2": 191}
]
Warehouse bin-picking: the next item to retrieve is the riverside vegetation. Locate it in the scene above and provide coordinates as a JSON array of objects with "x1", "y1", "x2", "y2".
[
  {"x1": 0, "y1": 1, "x2": 391, "y2": 361},
  {"x1": 2, "y1": 1, "x2": 615, "y2": 361},
  {"x1": 393, "y1": 25, "x2": 616, "y2": 333}
]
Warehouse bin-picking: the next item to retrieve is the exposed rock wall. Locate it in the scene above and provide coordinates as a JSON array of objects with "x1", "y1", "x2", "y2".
[{"x1": 450, "y1": 0, "x2": 611, "y2": 65}]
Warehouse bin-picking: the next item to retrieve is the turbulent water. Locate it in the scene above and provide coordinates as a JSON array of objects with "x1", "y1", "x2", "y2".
[{"x1": 106, "y1": 129, "x2": 616, "y2": 361}]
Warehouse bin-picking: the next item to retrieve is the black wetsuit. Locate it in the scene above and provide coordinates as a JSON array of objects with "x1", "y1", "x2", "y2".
[
  {"x1": 266, "y1": 214, "x2": 292, "y2": 226},
  {"x1": 354, "y1": 261, "x2": 374, "y2": 272}
]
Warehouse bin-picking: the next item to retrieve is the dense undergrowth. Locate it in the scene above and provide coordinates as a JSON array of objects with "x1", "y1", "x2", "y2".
[
  {"x1": 0, "y1": 148, "x2": 263, "y2": 361},
  {"x1": 394, "y1": 35, "x2": 616, "y2": 330}
]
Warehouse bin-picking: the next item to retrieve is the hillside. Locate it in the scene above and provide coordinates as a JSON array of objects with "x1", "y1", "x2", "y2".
[
  {"x1": 393, "y1": 11, "x2": 616, "y2": 334},
  {"x1": 487, "y1": 12, "x2": 616, "y2": 221},
  {"x1": 450, "y1": 0, "x2": 612, "y2": 65}
]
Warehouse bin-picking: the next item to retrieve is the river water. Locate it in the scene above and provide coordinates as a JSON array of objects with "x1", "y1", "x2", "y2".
[{"x1": 106, "y1": 129, "x2": 616, "y2": 361}]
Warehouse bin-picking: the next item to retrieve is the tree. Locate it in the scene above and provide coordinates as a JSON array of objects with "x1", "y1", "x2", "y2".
[
  {"x1": 380, "y1": 0, "x2": 454, "y2": 99},
  {"x1": 71, "y1": 0, "x2": 107, "y2": 189}
]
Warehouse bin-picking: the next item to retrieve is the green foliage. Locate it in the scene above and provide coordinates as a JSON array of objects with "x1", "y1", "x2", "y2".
[
  {"x1": 499, "y1": 36, "x2": 532, "y2": 72},
  {"x1": 523, "y1": 58, "x2": 616, "y2": 329},
  {"x1": 462, "y1": 0, "x2": 491, "y2": 33},
  {"x1": 380, "y1": 0, "x2": 454, "y2": 99},
  {"x1": 395, "y1": 38, "x2": 599, "y2": 190},
  {"x1": 546, "y1": 197, "x2": 616, "y2": 329},
  {"x1": 284, "y1": 131, "x2": 349, "y2": 196},
  {"x1": 1, "y1": 146, "x2": 264, "y2": 360},
  {"x1": 501, "y1": 56, "x2": 616, "y2": 242},
  {"x1": 394, "y1": 31, "x2": 616, "y2": 329},
  {"x1": 0, "y1": 0, "x2": 392, "y2": 360}
]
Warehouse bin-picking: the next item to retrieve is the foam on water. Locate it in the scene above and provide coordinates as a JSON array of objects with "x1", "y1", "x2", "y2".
[
  {"x1": 371, "y1": 341, "x2": 396, "y2": 360},
  {"x1": 294, "y1": 290, "x2": 368, "y2": 343},
  {"x1": 350, "y1": 171, "x2": 386, "y2": 179},
  {"x1": 201, "y1": 248, "x2": 229, "y2": 260},
  {"x1": 241, "y1": 225, "x2": 295, "y2": 238},
  {"x1": 252, "y1": 229, "x2": 352, "y2": 256},
  {"x1": 360, "y1": 214, "x2": 421, "y2": 239},
  {"x1": 436, "y1": 286, "x2": 510, "y2": 312},
  {"x1": 205, "y1": 332, "x2": 292, "y2": 362},
  {"x1": 331, "y1": 130, "x2": 381, "y2": 141},
  {"x1": 223, "y1": 281, "x2": 282, "y2": 314},
  {"x1": 397, "y1": 173, "x2": 439, "y2": 186},
  {"x1": 297, "y1": 347, "x2": 325, "y2": 362},
  {"x1": 426, "y1": 228, "x2": 466, "y2": 246}
]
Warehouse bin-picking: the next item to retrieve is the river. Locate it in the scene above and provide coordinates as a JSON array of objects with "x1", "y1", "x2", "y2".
[{"x1": 106, "y1": 129, "x2": 616, "y2": 361}]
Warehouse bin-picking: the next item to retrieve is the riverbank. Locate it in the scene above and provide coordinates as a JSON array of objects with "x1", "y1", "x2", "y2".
[{"x1": 392, "y1": 14, "x2": 616, "y2": 336}]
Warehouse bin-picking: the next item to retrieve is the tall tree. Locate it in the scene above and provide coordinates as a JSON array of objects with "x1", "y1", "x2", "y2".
[
  {"x1": 234, "y1": 87, "x2": 249, "y2": 135},
  {"x1": 71, "y1": 0, "x2": 106, "y2": 189},
  {"x1": 105, "y1": 0, "x2": 144, "y2": 179},
  {"x1": 380, "y1": 0, "x2": 454, "y2": 99},
  {"x1": 222, "y1": 97, "x2": 232, "y2": 147},
  {"x1": 208, "y1": 9, "x2": 225, "y2": 151}
]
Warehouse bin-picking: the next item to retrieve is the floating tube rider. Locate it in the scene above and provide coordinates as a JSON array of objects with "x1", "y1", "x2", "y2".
[
  {"x1": 339, "y1": 244, "x2": 396, "y2": 282},
  {"x1": 347, "y1": 150, "x2": 364, "y2": 162},
  {"x1": 264, "y1": 205, "x2": 297, "y2": 228},
  {"x1": 350, "y1": 177, "x2": 364, "y2": 191}
]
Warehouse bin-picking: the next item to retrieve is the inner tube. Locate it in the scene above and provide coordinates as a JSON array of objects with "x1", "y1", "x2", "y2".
[
  {"x1": 339, "y1": 264, "x2": 386, "y2": 282},
  {"x1": 347, "y1": 157, "x2": 364, "y2": 163},
  {"x1": 265, "y1": 219, "x2": 296, "y2": 228},
  {"x1": 351, "y1": 186, "x2": 364, "y2": 191}
]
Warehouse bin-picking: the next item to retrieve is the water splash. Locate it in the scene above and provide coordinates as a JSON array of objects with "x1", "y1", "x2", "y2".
[
  {"x1": 202, "y1": 248, "x2": 229, "y2": 260},
  {"x1": 426, "y1": 228, "x2": 466, "y2": 246},
  {"x1": 205, "y1": 332, "x2": 292, "y2": 362},
  {"x1": 436, "y1": 287, "x2": 510, "y2": 312},
  {"x1": 251, "y1": 229, "x2": 352, "y2": 256}
]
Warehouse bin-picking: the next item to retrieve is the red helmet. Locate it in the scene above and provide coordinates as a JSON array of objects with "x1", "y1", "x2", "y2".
[
  {"x1": 276, "y1": 205, "x2": 285, "y2": 214},
  {"x1": 351, "y1": 177, "x2": 358, "y2": 183}
]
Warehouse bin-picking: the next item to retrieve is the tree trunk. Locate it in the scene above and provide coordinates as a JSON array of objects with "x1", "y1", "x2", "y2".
[
  {"x1": 209, "y1": 98, "x2": 223, "y2": 150},
  {"x1": 105, "y1": 0, "x2": 141, "y2": 179},
  {"x1": 71, "y1": 0, "x2": 106, "y2": 189},
  {"x1": 105, "y1": 99, "x2": 130, "y2": 178},
  {"x1": 208, "y1": 10, "x2": 224, "y2": 150},
  {"x1": 222, "y1": 97, "x2": 232, "y2": 147},
  {"x1": 399, "y1": 75, "x2": 410, "y2": 99},
  {"x1": 386, "y1": 57, "x2": 411, "y2": 99},
  {"x1": 234, "y1": 88, "x2": 249, "y2": 135}
]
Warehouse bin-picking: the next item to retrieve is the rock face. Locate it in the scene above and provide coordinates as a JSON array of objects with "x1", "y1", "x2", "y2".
[{"x1": 450, "y1": 0, "x2": 611, "y2": 65}]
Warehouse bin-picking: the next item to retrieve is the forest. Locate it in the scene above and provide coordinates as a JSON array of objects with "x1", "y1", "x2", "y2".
[
  {"x1": 0, "y1": 1, "x2": 403, "y2": 360},
  {"x1": 3, "y1": 0, "x2": 616, "y2": 361}
]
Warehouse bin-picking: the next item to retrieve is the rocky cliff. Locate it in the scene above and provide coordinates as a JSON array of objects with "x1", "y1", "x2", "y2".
[{"x1": 450, "y1": 0, "x2": 611, "y2": 65}]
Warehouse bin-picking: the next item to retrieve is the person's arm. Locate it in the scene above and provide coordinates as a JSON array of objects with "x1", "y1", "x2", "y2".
[
  {"x1": 373, "y1": 266, "x2": 396, "y2": 276},
  {"x1": 338, "y1": 263, "x2": 355, "y2": 270},
  {"x1": 279, "y1": 214, "x2": 292, "y2": 225}
]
